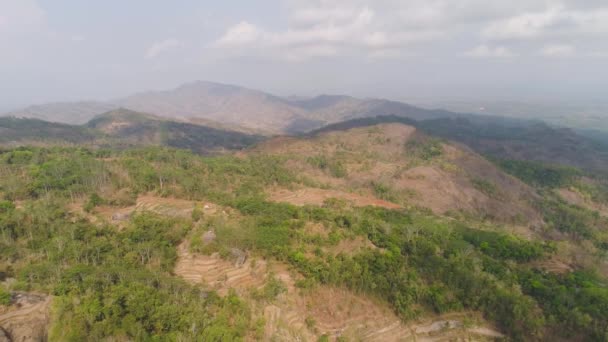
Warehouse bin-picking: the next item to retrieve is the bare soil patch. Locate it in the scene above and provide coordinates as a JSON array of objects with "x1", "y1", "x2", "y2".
[
  {"x1": 269, "y1": 187, "x2": 401, "y2": 209},
  {"x1": 0, "y1": 292, "x2": 51, "y2": 342},
  {"x1": 557, "y1": 188, "x2": 608, "y2": 217}
]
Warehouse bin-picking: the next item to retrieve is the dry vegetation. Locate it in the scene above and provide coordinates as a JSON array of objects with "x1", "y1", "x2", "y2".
[
  {"x1": 1, "y1": 121, "x2": 607, "y2": 341},
  {"x1": 255, "y1": 123, "x2": 541, "y2": 226}
]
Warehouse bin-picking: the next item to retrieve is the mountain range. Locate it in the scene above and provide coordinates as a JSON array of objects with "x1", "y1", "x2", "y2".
[
  {"x1": 4, "y1": 81, "x2": 608, "y2": 174},
  {"x1": 3, "y1": 81, "x2": 456, "y2": 134},
  {"x1": 3, "y1": 81, "x2": 608, "y2": 341}
]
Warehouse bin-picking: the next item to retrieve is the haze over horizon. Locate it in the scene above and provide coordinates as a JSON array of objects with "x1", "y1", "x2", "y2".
[{"x1": 2, "y1": 0, "x2": 608, "y2": 109}]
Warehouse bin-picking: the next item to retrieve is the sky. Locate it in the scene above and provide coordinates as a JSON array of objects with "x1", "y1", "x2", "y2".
[{"x1": 1, "y1": 0, "x2": 608, "y2": 110}]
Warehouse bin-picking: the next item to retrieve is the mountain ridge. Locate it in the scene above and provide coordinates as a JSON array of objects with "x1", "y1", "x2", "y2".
[{"x1": 2, "y1": 80, "x2": 468, "y2": 134}]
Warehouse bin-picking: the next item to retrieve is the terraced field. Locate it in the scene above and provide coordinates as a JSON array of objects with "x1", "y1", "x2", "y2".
[
  {"x1": 175, "y1": 241, "x2": 504, "y2": 341},
  {"x1": 174, "y1": 242, "x2": 274, "y2": 296}
]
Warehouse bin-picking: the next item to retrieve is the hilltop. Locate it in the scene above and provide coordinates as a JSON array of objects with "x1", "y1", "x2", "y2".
[{"x1": 254, "y1": 122, "x2": 541, "y2": 225}]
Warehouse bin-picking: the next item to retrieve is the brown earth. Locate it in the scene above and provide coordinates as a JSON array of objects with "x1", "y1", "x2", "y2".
[
  {"x1": 557, "y1": 188, "x2": 608, "y2": 217},
  {"x1": 175, "y1": 240, "x2": 503, "y2": 341},
  {"x1": 531, "y1": 258, "x2": 574, "y2": 275},
  {"x1": 0, "y1": 293, "x2": 51, "y2": 342},
  {"x1": 174, "y1": 241, "x2": 289, "y2": 297},
  {"x1": 81, "y1": 195, "x2": 226, "y2": 227},
  {"x1": 268, "y1": 187, "x2": 401, "y2": 209},
  {"x1": 254, "y1": 123, "x2": 542, "y2": 226}
]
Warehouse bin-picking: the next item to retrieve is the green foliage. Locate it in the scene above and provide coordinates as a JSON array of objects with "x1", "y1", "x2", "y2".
[
  {"x1": 307, "y1": 155, "x2": 348, "y2": 178},
  {"x1": 471, "y1": 178, "x2": 500, "y2": 198},
  {"x1": 573, "y1": 180, "x2": 608, "y2": 205},
  {"x1": 0, "y1": 117, "x2": 97, "y2": 144},
  {"x1": 370, "y1": 181, "x2": 397, "y2": 202},
  {"x1": 2, "y1": 149, "x2": 34, "y2": 164},
  {"x1": 254, "y1": 222, "x2": 292, "y2": 255},
  {"x1": 519, "y1": 270, "x2": 608, "y2": 340},
  {"x1": 84, "y1": 193, "x2": 104, "y2": 212},
  {"x1": 497, "y1": 159, "x2": 582, "y2": 188},
  {"x1": 305, "y1": 316, "x2": 316, "y2": 329},
  {"x1": 406, "y1": 138, "x2": 443, "y2": 161},
  {"x1": 284, "y1": 207, "x2": 551, "y2": 339},
  {"x1": 251, "y1": 275, "x2": 287, "y2": 301},
  {"x1": 0, "y1": 287, "x2": 11, "y2": 305},
  {"x1": 190, "y1": 208, "x2": 203, "y2": 225},
  {"x1": 0, "y1": 198, "x2": 253, "y2": 340},
  {"x1": 1, "y1": 145, "x2": 607, "y2": 341},
  {"x1": 0, "y1": 200, "x2": 15, "y2": 214},
  {"x1": 540, "y1": 197, "x2": 603, "y2": 240},
  {"x1": 457, "y1": 226, "x2": 547, "y2": 262}
]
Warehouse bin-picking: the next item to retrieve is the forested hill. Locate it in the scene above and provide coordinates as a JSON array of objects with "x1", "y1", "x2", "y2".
[
  {"x1": 0, "y1": 117, "x2": 99, "y2": 144},
  {"x1": 1, "y1": 127, "x2": 607, "y2": 340},
  {"x1": 309, "y1": 114, "x2": 608, "y2": 174},
  {"x1": 0, "y1": 109, "x2": 264, "y2": 154}
]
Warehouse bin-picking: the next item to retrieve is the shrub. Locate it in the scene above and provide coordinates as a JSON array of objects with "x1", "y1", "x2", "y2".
[
  {"x1": 497, "y1": 159, "x2": 581, "y2": 188},
  {"x1": 471, "y1": 178, "x2": 500, "y2": 198},
  {"x1": 84, "y1": 193, "x2": 104, "y2": 212},
  {"x1": 0, "y1": 287, "x2": 11, "y2": 305}
]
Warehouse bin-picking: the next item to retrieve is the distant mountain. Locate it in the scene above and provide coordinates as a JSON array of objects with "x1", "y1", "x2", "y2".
[
  {"x1": 422, "y1": 117, "x2": 608, "y2": 174},
  {"x1": 5, "y1": 101, "x2": 116, "y2": 125},
  {"x1": 87, "y1": 108, "x2": 264, "y2": 153},
  {"x1": 0, "y1": 117, "x2": 98, "y2": 145},
  {"x1": 115, "y1": 81, "x2": 308, "y2": 134},
  {"x1": 0, "y1": 109, "x2": 263, "y2": 154},
  {"x1": 4, "y1": 81, "x2": 607, "y2": 165},
  {"x1": 287, "y1": 95, "x2": 454, "y2": 122},
  {"x1": 1, "y1": 81, "x2": 465, "y2": 134}
]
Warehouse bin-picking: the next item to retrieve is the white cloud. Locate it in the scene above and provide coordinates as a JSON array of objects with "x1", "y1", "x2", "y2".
[
  {"x1": 482, "y1": 5, "x2": 608, "y2": 40},
  {"x1": 213, "y1": 2, "x2": 445, "y2": 61},
  {"x1": 465, "y1": 45, "x2": 516, "y2": 58},
  {"x1": 216, "y1": 21, "x2": 261, "y2": 46},
  {"x1": 145, "y1": 39, "x2": 182, "y2": 59},
  {"x1": 540, "y1": 44, "x2": 574, "y2": 57},
  {"x1": 212, "y1": 0, "x2": 608, "y2": 61}
]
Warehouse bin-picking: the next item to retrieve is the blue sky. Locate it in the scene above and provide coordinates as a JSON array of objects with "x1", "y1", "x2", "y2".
[{"x1": 2, "y1": 0, "x2": 608, "y2": 109}]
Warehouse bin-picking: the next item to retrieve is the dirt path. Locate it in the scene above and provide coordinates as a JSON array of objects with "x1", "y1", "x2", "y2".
[{"x1": 0, "y1": 293, "x2": 51, "y2": 342}]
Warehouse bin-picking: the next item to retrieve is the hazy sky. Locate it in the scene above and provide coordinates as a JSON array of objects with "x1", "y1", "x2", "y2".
[{"x1": 2, "y1": 0, "x2": 608, "y2": 109}]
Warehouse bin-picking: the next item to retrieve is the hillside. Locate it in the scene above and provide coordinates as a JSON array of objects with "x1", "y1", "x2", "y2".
[
  {"x1": 4, "y1": 101, "x2": 116, "y2": 125},
  {"x1": 114, "y1": 81, "x2": 307, "y2": 134},
  {"x1": 87, "y1": 108, "x2": 264, "y2": 153},
  {"x1": 311, "y1": 115, "x2": 608, "y2": 174},
  {"x1": 0, "y1": 109, "x2": 263, "y2": 154},
  {"x1": 418, "y1": 116, "x2": 608, "y2": 173},
  {"x1": 0, "y1": 117, "x2": 99, "y2": 145},
  {"x1": 1, "y1": 121, "x2": 607, "y2": 341},
  {"x1": 254, "y1": 123, "x2": 541, "y2": 225}
]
